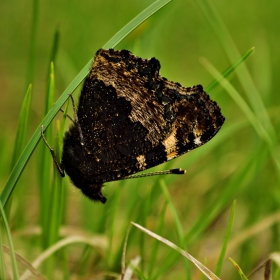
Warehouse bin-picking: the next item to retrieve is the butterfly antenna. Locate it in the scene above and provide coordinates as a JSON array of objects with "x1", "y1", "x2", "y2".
[{"x1": 124, "y1": 168, "x2": 186, "y2": 180}]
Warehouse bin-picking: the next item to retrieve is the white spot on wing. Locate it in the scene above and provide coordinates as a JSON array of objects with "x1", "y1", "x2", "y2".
[{"x1": 194, "y1": 136, "x2": 202, "y2": 145}]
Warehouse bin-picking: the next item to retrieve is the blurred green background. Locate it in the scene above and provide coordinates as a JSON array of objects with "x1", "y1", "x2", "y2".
[{"x1": 0, "y1": 0, "x2": 280, "y2": 279}]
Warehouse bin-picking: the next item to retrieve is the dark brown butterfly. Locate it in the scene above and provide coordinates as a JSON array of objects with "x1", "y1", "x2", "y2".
[{"x1": 41, "y1": 49, "x2": 225, "y2": 203}]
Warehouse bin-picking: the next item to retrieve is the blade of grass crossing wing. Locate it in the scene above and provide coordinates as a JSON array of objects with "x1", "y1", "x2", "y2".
[
  {"x1": 0, "y1": 0, "x2": 174, "y2": 209},
  {"x1": 215, "y1": 200, "x2": 236, "y2": 276},
  {"x1": 0, "y1": 200, "x2": 19, "y2": 279}
]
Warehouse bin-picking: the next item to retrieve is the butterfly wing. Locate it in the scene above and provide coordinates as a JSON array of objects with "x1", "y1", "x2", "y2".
[{"x1": 72, "y1": 49, "x2": 224, "y2": 185}]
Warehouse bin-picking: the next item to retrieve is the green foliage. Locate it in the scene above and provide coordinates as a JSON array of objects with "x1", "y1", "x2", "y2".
[{"x1": 0, "y1": 0, "x2": 279, "y2": 278}]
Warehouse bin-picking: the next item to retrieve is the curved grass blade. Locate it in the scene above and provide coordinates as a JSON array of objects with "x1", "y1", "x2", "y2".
[
  {"x1": 20, "y1": 235, "x2": 107, "y2": 280},
  {"x1": 5, "y1": 84, "x2": 32, "y2": 215},
  {"x1": 195, "y1": 0, "x2": 277, "y2": 151},
  {"x1": 0, "y1": 224, "x2": 5, "y2": 280},
  {"x1": 0, "y1": 200, "x2": 19, "y2": 279},
  {"x1": 0, "y1": 0, "x2": 173, "y2": 208},
  {"x1": 160, "y1": 180, "x2": 190, "y2": 279},
  {"x1": 148, "y1": 202, "x2": 167, "y2": 278},
  {"x1": 103, "y1": 0, "x2": 172, "y2": 49},
  {"x1": 206, "y1": 47, "x2": 254, "y2": 92},
  {"x1": 39, "y1": 26, "x2": 60, "y2": 249},
  {"x1": 26, "y1": 0, "x2": 39, "y2": 86},
  {"x1": 131, "y1": 222, "x2": 221, "y2": 280},
  {"x1": 201, "y1": 57, "x2": 280, "y2": 171},
  {"x1": 1, "y1": 245, "x2": 46, "y2": 280},
  {"x1": 10, "y1": 84, "x2": 33, "y2": 170},
  {"x1": 40, "y1": 61, "x2": 55, "y2": 249},
  {"x1": 229, "y1": 258, "x2": 248, "y2": 280},
  {"x1": 215, "y1": 200, "x2": 236, "y2": 276}
]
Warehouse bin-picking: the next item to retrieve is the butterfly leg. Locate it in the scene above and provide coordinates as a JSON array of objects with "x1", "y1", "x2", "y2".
[
  {"x1": 41, "y1": 125, "x2": 65, "y2": 177},
  {"x1": 59, "y1": 108, "x2": 75, "y2": 123},
  {"x1": 68, "y1": 94, "x2": 85, "y2": 147}
]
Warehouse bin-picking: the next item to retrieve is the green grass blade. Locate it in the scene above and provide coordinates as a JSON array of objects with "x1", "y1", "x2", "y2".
[
  {"x1": 39, "y1": 27, "x2": 60, "y2": 249},
  {"x1": 229, "y1": 258, "x2": 248, "y2": 280},
  {"x1": 47, "y1": 27, "x2": 60, "y2": 79},
  {"x1": 195, "y1": 0, "x2": 277, "y2": 147},
  {"x1": 160, "y1": 180, "x2": 190, "y2": 280},
  {"x1": 206, "y1": 47, "x2": 254, "y2": 92},
  {"x1": 215, "y1": 200, "x2": 236, "y2": 276},
  {"x1": 0, "y1": 0, "x2": 172, "y2": 209},
  {"x1": 201, "y1": 57, "x2": 280, "y2": 171},
  {"x1": 26, "y1": 0, "x2": 39, "y2": 86},
  {"x1": 5, "y1": 84, "x2": 32, "y2": 215},
  {"x1": 0, "y1": 224, "x2": 5, "y2": 279},
  {"x1": 105, "y1": 186, "x2": 122, "y2": 269},
  {"x1": 10, "y1": 84, "x2": 33, "y2": 170},
  {"x1": 138, "y1": 186, "x2": 152, "y2": 272},
  {"x1": 39, "y1": 61, "x2": 55, "y2": 249},
  {"x1": 0, "y1": 200, "x2": 19, "y2": 279},
  {"x1": 148, "y1": 202, "x2": 167, "y2": 279},
  {"x1": 103, "y1": 0, "x2": 172, "y2": 49},
  {"x1": 48, "y1": 124, "x2": 64, "y2": 245},
  {"x1": 45, "y1": 120, "x2": 65, "y2": 278},
  {"x1": 185, "y1": 146, "x2": 260, "y2": 244}
]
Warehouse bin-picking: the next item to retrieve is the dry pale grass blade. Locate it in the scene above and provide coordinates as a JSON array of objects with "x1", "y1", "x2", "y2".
[
  {"x1": 2, "y1": 245, "x2": 45, "y2": 280},
  {"x1": 248, "y1": 252, "x2": 280, "y2": 280},
  {"x1": 123, "y1": 256, "x2": 141, "y2": 280},
  {"x1": 20, "y1": 235, "x2": 108, "y2": 280},
  {"x1": 126, "y1": 222, "x2": 221, "y2": 280},
  {"x1": 270, "y1": 252, "x2": 280, "y2": 267}
]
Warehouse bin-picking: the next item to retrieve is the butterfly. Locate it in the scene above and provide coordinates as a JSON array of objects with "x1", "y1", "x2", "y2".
[{"x1": 41, "y1": 49, "x2": 225, "y2": 203}]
